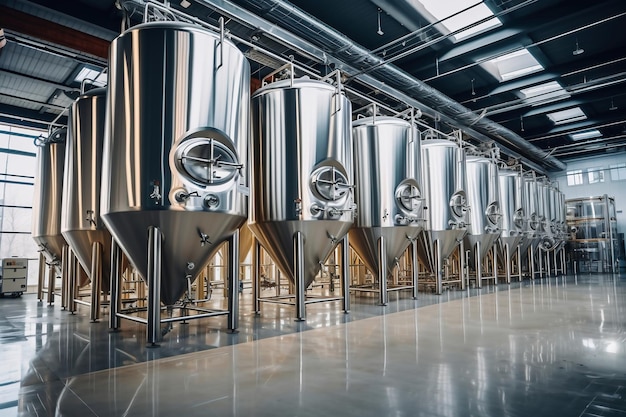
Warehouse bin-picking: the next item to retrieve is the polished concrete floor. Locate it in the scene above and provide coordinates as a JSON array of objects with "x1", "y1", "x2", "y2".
[{"x1": 2, "y1": 273, "x2": 625, "y2": 416}]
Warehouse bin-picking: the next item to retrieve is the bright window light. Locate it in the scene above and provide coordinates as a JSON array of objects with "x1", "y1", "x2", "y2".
[
  {"x1": 520, "y1": 81, "x2": 569, "y2": 105},
  {"x1": 547, "y1": 107, "x2": 587, "y2": 125},
  {"x1": 413, "y1": 0, "x2": 501, "y2": 41},
  {"x1": 73, "y1": 66, "x2": 106, "y2": 85},
  {"x1": 570, "y1": 129, "x2": 601, "y2": 141},
  {"x1": 485, "y1": 49, "x2": 544, "y2": 82}
]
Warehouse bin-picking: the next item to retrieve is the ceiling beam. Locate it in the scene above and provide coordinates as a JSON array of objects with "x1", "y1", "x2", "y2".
[{"x1": 0, "y1": 5, "x2": 109, "y2": 59}]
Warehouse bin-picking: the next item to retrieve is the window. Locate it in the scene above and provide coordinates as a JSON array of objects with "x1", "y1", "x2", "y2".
[
  {"x1": 520, "y1": 81, "x2": 569, "y2": 106},
  {"x1": 587, "y1": 168, "x2": 604, "y2": 184},
  {"x1": 415, "y1": 0, "x2": 502, "y2": 41},
  {"x1": 483, "y1": 49, "x2": 543, "y2": 82},
  {"x1": 610, "y1": 163, "x2": 626, "y2": 181},
  {"x1": 567, "y1": 169, "x2": 583, "y2": 186},
  {"x1": 0, "y1": 125, "x2": 42, "y2": 287},
  {"x1": 570, "y1": 129, "x2": 601, "y2": 141},
  {"x1": 547, "y1": 107, "x2": 587, "y2": 125}
]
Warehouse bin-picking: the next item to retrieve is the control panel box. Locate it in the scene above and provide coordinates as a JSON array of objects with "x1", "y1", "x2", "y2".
[{"x1": 1, "y1": 258, "x2": 28, "y2": 296}]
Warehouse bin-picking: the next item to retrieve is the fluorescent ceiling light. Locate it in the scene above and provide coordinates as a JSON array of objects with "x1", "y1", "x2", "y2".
[
  {"x1": 547, "y1": 107, "x2": 587, "y2": 125},
  {"x1": 414, "y1": 0, "x2": 501, "y2": 41},
  {"x1": 519, "y1": 81, "x2": 569, "y2": 105},
  {"x1": 73, "y1": 66, "x2": 106, "y2": 85},
  {"x1": 570, "y1": 129, "x2": 601, "y2": 141},
  {"x1": 484, "y1": 49, "x2": 544, "y2": 82}
]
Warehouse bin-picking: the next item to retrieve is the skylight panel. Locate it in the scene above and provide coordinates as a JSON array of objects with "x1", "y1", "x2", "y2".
[
  {"x1": 519, "y1": 81, "x2": 569, "y2": 106},
  {"x1": 485, "y1": 49, "x2": 544, "y2": 82},
  {"x1": 570, "y1": 129, "x2": 601, "y2": 141},
  {"x1": 74, "y1": 66, "x2": 106, "y2": 86},
  {"x1": 415, "y1": 0, "x2": 502, "y2": 41},
  {"x1": 547, "y1": 107, "x2": 587, "y2": 125}
]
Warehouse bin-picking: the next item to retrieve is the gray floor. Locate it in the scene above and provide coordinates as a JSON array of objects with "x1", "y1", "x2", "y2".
[{"x1": 2, "y1": 273, "x2": 626, "y2": 416}]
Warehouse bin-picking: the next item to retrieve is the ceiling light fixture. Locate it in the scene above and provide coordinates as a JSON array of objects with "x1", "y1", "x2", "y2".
[
  {"x1": 377, "y1": 8, "x2": 384, "y2": 36},
  {"x1": 572, "y1": 38, "x2": 584, "y2": 56},
  {"x1": 609, "y1": 98, "x2": 618, "y2": 111},
  {"x1": 180, "y1": 0, "x2": 191, "y2": 8}
]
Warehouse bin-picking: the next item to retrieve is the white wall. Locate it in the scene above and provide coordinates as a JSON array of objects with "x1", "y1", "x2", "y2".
[{"x1": 549, "y1": 151, "x2": 626, "y2": 240}]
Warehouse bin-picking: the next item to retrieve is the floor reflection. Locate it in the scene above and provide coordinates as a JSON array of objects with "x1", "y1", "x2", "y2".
[{"x1": 4, "y1": 273, "x2": 626, "y2": 416}]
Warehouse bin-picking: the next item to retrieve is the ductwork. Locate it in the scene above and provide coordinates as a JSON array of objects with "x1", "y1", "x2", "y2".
[{"x1": 195, "y1": 0, "x2": 566, "y2": 172}]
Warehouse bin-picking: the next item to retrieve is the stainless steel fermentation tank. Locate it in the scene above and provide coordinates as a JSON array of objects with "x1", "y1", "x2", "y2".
[
  {"x1": 349, "y1": 116, "x2": 423, "y2": 305},
  {"x1": 32, "y1": 128, "x2": 71, "y2": 305},
  {"x1": 103, "y1": 21, "x2": 249, "y2": 343},
  {"x1": 519, "y1": 172, "x2": 540, "y2": 276},
  {"x1": 497, "y1": 168, "x2": 525, "y2": 283},
  {"x1": 250, "y1": 75, "x2": 354, "y2": 320},
  {"x1": 62, "y1": 87, "x2": 111, "y2": 321},
  {"x1": 463, "y1": 154, "x2": 501, "y2": 286},
  {"x1": 418, "y1": 138, "x2": 468, "y2": 294}
]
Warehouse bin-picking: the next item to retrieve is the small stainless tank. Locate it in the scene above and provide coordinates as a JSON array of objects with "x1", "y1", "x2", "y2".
[
  {"x1": 418, "y1": 138, "x2": 468, "y2": 274},
  {"x1": 463, "y1": 155, "x2": 501, "y2": 267},
  {"x1": 249, "y1": 77, "x2": 354, "y2": 289},
  {"x1": 32, "y1": 128, "x2": 68, "y2": 264},
  {"x1": 102, "y1": 22, "x2": 250, "y2": 305},
  {"x1": 497, "y1": 168, "x2": 524, "y2": 258},
  {"x1": 536, "y1": 179, "x2": 555, "y2": 250},
  {"x1": 62, "y1": 87, "x2": 110, "y2": 290},
  {"x1": 520, "y1": 173, "x2": 539, "y2": 253},
  {"x1": 349, "y1": 116, "x2": 423, "y2": 279}
]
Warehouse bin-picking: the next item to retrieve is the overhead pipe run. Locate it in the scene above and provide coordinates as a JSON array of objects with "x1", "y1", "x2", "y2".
[{"x1": 192, "y1": 0, "x2": 565, "y2": 172}]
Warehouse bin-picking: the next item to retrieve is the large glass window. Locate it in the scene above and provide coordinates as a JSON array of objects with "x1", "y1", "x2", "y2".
[
  {"x1": 587, "y1": 168, "x2": 604, "y2": 184},
  {"x1": 0, "y1": 124, "x2": 42, "y2": 288},
  {"x1": 610, "y1": 163, "x2": 626, "y2": 181},
  {"x1": 567, "y1": 169, "x2": 584, "y2": 186}
]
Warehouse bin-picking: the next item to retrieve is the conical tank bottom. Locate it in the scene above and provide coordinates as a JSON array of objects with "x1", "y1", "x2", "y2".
[
  {"x1": 349, "y1": 226, "x2": 421, "y2": 278},
  {"x1": 63, "y1": 229, "x2": 112, "y2": 290},
  {"x1": 249, "y1": 220, "x2": 352, "y2": 288},
  {"x1": 33, "y1": 235, "x2": 67, "y2": 265},
  {"x1": 103, "y1": 211, "x2": 245, "y2": 305},
  {"x1": 464, "y1": 232, "x2": 500, "y2": 270},
  {"x1": 238, "y1": 224, "x2": 254, "y2": 265},
  {"x1": 498, "y1": 235, "x2": 523, "y2": 258},
  {"x1": 417, "y1": 229, "x2": 466, "y2": 272}
]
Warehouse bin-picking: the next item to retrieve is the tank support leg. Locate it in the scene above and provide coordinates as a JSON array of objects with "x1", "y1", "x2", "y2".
[
  {"x1": 147, "y1": 226, "x2": 162, "y2": 347},
  {"x1": 538, "y1": 247, "x2": 544, "y2": 278},
  {"x1": 37, "y1": 252, "x2": 45, "y2": 301},
  {"x1": 294, "y1": 232, "x2": 306, "y2": 321},
  {"x1": 530, "y1": 245, "x2": 536, "y2": 279},
  {"x1": 341, "y1": 235, "x2": 350, "y2": 313},
  {"x1": 227, "y1": 230, "x2": 240, "y2": 333},
  {"x1": 411, "y1": 240, "x2": 419, "y2": 300},
  {"x1": 561, "y1": 248, "x2": 566, "y2": 275},
  {"x1": 109, "y1": 238, "x2": 122, "y2": 330},
  {"x1": 459, "y1": 240, "x2": 465, "y2": 291},
  {"x1": 60, "y1": 245, "x2": 68, "y2": 309},
  {"x1": 435, "y1": 240, "x2": 443, "y2": 295},
  {"x1": 517, "y1": 246, "x2": 523, "y2": 281},
  {"x1": 253, "y1": 239, "x2": 261, "y2": 315},
  {"x1": 474, "y1": 241, "x2": 481, "y2": 289},
  {"x1": 493, "y1": 243, "x2": 498, "y2": 286},
  {"x1": 545, "y1": 250, "x2": 551, "y2": 277},
  {"x1": 67, "y1": 250, "x2": 75, "y2": 313},
  {"x1": 378, "y1": 236, "x2": 388, "y2": 306},
  {"x1": 47, "y1": 262, "x2": 55, "y2": 305},
  {"x1": 505, "y1": 243, "x2": 512, "y2": 284},
  {"x1": 90, "y1": 242, "x2": 103, "y2": 322}
]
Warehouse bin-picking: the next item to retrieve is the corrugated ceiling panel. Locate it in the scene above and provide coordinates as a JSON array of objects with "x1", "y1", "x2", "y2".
[
  {"x1": 0, "y1": 74, "x2": 56, "y2": 102},
  {"x1": 0, "y1": 96, "x2": 42, "y2": 111},
  {"x1": 1, "y1": 42, "x2": 76, "y2": 83}
]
